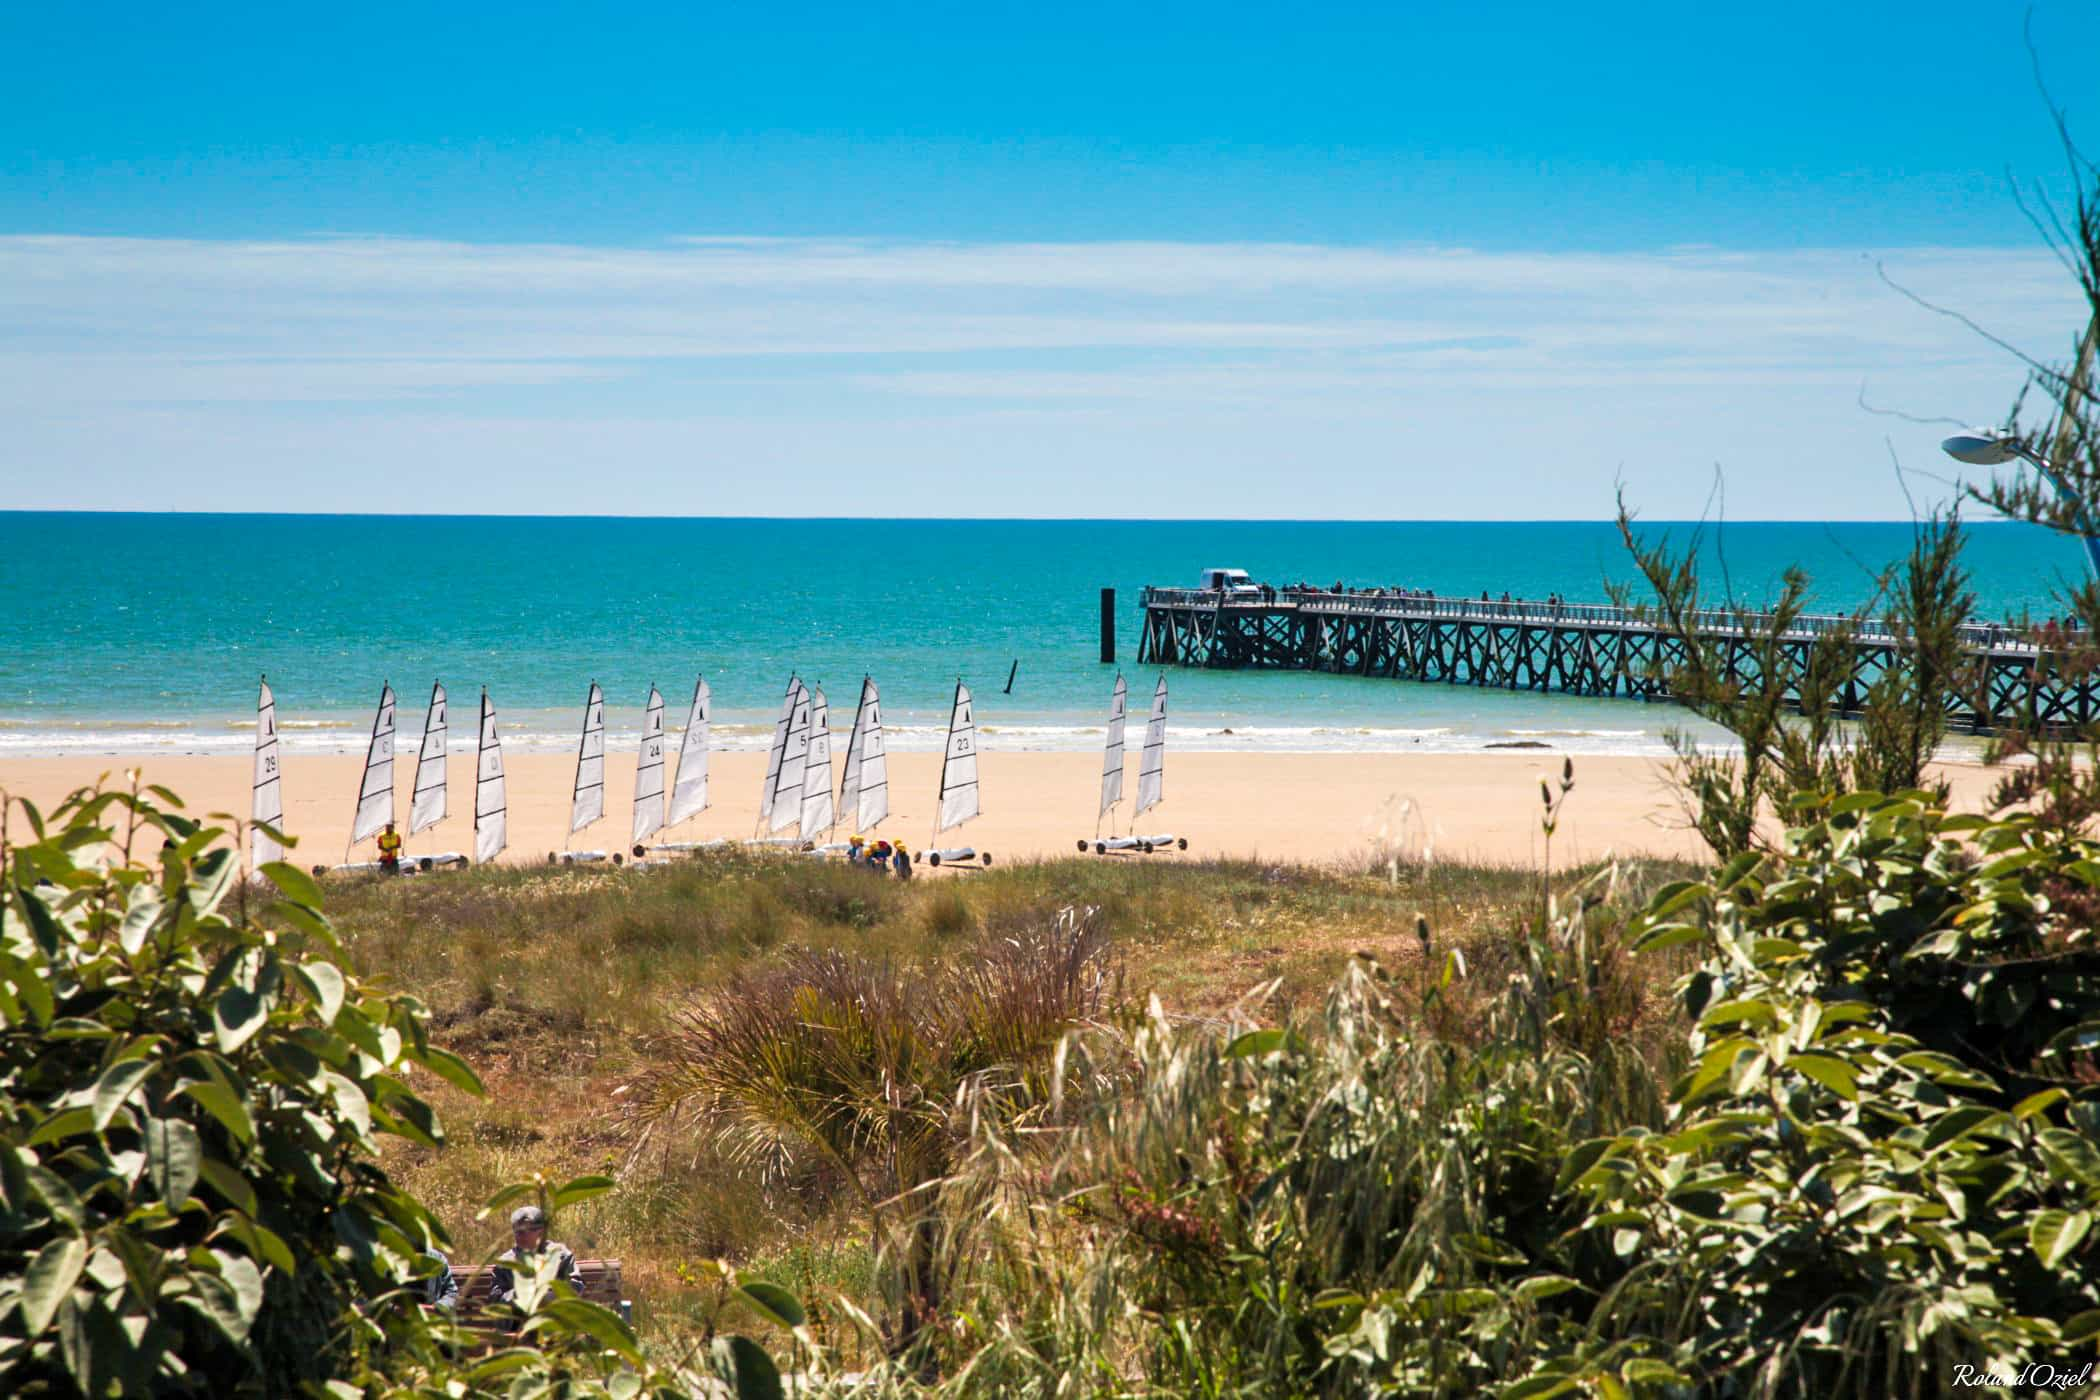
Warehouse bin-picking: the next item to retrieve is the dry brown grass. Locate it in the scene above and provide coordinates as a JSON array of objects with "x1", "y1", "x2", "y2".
[{"x1": 326, "y1": 846, "x2": 1695, "y2": 1348}]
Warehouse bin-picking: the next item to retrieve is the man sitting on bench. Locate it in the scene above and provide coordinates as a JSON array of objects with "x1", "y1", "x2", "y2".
[{"x1": 488, "y1": 1205, "x2": 581, "y2": 1322}]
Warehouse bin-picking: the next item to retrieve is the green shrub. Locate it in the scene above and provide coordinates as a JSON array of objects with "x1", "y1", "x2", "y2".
[
  {"x1": 1558, "y1": 792, "x2": 2100, "y2": 1396},
  {"x1": 0, "y1": 782, "x2": 748, "y2": 1398}
]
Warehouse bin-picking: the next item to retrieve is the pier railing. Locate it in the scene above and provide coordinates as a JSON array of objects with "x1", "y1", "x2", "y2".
[{"x1": 1137, "y1": 587, "x2": 2044, "y2": 654}]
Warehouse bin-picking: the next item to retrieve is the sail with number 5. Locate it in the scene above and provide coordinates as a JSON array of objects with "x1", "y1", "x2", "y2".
[
  {"x1": 838, "y1": 675, "x2": 888, "y2": 833},
  {"x1": 475, "y1": 689, "x2": 507, "y2": 864},
  {"x1": 936, "y1": 680, "x2": 979, "y2": 834},
  {"x1": 410, "y1": 681, "x2": 448, "y2": 834},
  {"x1": 667, "y1": 676, "x2": 711, "y2": 826},
  {"x1": 633, "y1": 685, "x2": 667, "y2": 846},
  {"x1": 1135, "y1": 675, "x2": 1167, "y2": 817},
  {"x1": 351, "y1": 682, "x2": 397, "y2": 843},
  {"x1": 799, "y1": 686, "x2": 835, "y2": 840},
  {"x1": 252, "y1": 677, "x2": 284, "y2": 867},
  {"x1": 1099, "y1": 673, "x2": 1127, "y2": 820},
  {"x1": 570, "y1": 681, "x2": 606, "y2": 834}
]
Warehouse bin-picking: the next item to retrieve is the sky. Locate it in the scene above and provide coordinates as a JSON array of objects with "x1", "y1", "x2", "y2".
[{"x1": 3, "y1": 1, "x2": 2097, "y2": 519}]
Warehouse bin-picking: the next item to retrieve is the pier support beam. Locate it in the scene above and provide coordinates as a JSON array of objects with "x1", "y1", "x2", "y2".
[{"x1": 1100, "y1": 588, "x2": 1116, "y2": 663}]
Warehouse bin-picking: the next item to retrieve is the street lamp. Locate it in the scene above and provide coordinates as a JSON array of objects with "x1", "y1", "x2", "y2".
[{"x1": 1942, "y1": 428, "x2": 2100, "y2": 581}]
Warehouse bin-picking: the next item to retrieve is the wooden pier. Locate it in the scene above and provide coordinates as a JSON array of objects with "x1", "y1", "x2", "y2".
[{"x1": 1134, "y1": 587, "x2": 2092, "y2": 732}]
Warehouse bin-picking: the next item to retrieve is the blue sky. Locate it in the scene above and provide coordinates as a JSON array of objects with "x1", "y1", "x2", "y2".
[{"x1": 3, "y1": 1, "x2": 2096, "y2": 517}]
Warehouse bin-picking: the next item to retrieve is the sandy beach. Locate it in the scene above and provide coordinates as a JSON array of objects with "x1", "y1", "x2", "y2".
[{"x1": 0, "y1": 749, "x2": 2006, "y2": 871}]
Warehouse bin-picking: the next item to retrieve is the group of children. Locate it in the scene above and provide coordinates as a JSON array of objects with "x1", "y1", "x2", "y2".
[{"x1": 846, "y1": 835, "x2": 913, "y2": 879}]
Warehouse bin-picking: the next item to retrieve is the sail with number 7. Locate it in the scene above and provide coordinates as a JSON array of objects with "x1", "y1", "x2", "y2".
[
  {"x1": 838, "y1": 675, "x2": 888, "y2": 833},
  {"x1": 758, "y1": 675, "x2": 799, "y2": 828},
  {"x1": 252, "y1": 677, "x2": 284, "y2": 867},
  {"x1": 633, "y1": 685, "x2": 667, "y2": 846},
  {"x1": 1135, "y1": 675, "x2": 1167, "y2": 817},
  {"x1": 351, "y1": 682, "x2": 397, "y2": 843},
  {"x1": 475, "y1": 689, "x2": 507, "y2": 864},
  {"x1": 570, "y1": 681, "x2": 606, "y2": 835},
  {"x1": 1099, "y1": 673, "x2": 1127, "y2": 821},
  {"x1": 667, "y1": 676, "x2": 711, "y2": 826},
  {"x1": 410, "y1": 681, "x2": 448, "y2": 835},
  {"x1": 936, "y1": 680, "x2": 979, "y2": 835}
]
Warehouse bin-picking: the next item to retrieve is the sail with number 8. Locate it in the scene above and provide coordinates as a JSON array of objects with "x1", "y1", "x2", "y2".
[
  {"x1": 1135, "y1": 675, "x2": 1167, "y2": 817},
  {"x1": 351, "y1": 682, "x2": 397, "y2": 843},
  {"x1": 475, "y1": 689, "x2": 506, "y2": 864},
  {"x1": 936, "y1": 679, "x2": 980, "y2": 835},
  {"x1": 633, "y1": 685, "x2": 667, "y2": 846},
  {"x1": 838, "y1": 675, "x2": 888, "y2": 833},
  {"x1": 799, "y1": 686, "x2": 835, "y2": 840},
  {"x1": 410, "y1": 681, "x2": 448, "y2": 835},
  {"x1": 252, "y1": 677, "x2": 284, "y2": 868}
]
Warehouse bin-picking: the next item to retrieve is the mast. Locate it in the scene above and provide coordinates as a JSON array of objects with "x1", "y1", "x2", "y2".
[
  {"x1": 757, "y1": 674, "x2": 798, "y2": 834},
  {"x1": 569, "y1": 681, "x2": 606, "y2": 836},
  {"x1": 799, "y1": 686, "x2": 834, "y2": 840},
  {"x1": 667, "y1": 675, "x2": 711, "y2": 827},
  {"x1": 1135, "y1": 675, "x2": 1167, "y2": 818},
  {"x1": 934, "y1": 678, "x2": 979, "y2": 842},
  {"x1": 1098, "y1": 673, "x2": 1127, "y2": 838},
  {"x1": 474, "y1": 689, "x2": 507, "y2": 865},
  {"x1": 410, "y1": 681, "x2": 448, "y2": 835},
  {"x1": 632, "y1": 685, "x2": 667, "y2": 847},
  {"x1": 767, "y1": 680, "x2": 811, "y2": 835},
  {"x1": 349, "y1": 682, "x2": 397, "y2": 854},
  {"x1": 252, "y1": 677, "x2": 284, "y2": 869}
]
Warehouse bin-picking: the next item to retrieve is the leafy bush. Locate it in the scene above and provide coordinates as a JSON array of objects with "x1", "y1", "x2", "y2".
[
  {"x1": 1559, "y1": 792, "x2": 2100, "y2": 1396},
  {"x1": 0, "y1": 782, "x2": 735, "y2": 1398}
]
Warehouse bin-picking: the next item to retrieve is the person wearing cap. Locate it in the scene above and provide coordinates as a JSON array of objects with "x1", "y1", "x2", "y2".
[
  {"x1": 890, "y1": 840, "x2": 912, "y2": 881},
  {"x1": 488, "y1": 1205, "x2": 581, "y2": 1316}
]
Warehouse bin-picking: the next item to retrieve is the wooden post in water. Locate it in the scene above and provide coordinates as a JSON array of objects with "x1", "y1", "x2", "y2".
[{"x1": 1100, "y1": 588, "x2": 1116, "y2": 663}]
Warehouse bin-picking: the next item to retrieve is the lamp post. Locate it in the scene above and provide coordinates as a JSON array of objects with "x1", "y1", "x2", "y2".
[{"x1": 1941, "y1": 429, "x2": 2100, "y2": 582}]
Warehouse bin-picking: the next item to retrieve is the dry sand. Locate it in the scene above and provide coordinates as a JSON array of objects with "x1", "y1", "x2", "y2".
[{"x1": 0, "y1": 750, "x2": 2006, "y2": 871}]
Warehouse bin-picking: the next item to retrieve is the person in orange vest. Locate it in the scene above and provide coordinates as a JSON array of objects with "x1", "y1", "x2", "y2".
[{"x1": 376, "y1": 822, "x2": 404, "y2": 873}]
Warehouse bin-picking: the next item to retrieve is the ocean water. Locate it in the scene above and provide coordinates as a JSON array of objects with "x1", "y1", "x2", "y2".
[{"x1": 0, "y1": 513, "x2": 2086, "y2": 759}]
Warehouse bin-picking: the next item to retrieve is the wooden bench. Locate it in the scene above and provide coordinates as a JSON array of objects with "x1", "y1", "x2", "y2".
[{"x1": 452, "y1": 1258, "x2": 632, "y2": 1328}]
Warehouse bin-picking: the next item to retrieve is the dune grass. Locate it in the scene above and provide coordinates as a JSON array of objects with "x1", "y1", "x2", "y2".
[{"x1": 325, "y1": 846, "x2": 1696, "y2": 1353}]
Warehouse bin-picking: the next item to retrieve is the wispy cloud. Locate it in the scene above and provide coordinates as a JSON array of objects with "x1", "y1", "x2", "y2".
[{"x1": 0, "y1": 234, "x2": 2081, "y2": 517}]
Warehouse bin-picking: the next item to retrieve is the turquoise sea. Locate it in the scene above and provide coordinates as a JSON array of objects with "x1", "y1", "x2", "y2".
[{"x1": 0, "y1": 513, "x2": 2088, "y2": 759}]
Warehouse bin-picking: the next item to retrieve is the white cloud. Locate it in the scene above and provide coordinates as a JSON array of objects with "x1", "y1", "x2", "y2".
[{"x1": 0, "y1": 233, "x2": 2082, "y2": 517}]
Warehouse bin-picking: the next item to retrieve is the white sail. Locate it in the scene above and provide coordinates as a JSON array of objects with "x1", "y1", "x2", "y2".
[
  {"x1": 1100, "y1": 673, "x2": 1128, "y2": 819},
  {"x1": 570, "y1": 681, "x2": 606, "y2": 835},
  {"x1": 1135, "y1": 675, "x2": 1167, "y2": 817},
  {"x1": 668, "y1": 676, "x2": 711, "y2": 826},
  {"x1": 799, "y1": 687, "x2": 835, "y2": 840},
  {"x1": 350, "y1": 683, "x2": 397, "y2": 843},
  {"x1": 839, "y1": 676, "x2": 889, "y2": 833},
  {"x1": 633, "y1": 685, "x2": 667, "y2": 846},
  {"x1": 251, "y1": 678, "x2": 284, "y2": 867},
  {"x1": 410, "y1": 681, "x2": 448, "y2": 835},
  {"x1": 936, "y1": 680, "x2": 980, "y2": 834},
  {"x1": 768, "y1": 681, "x2": 811, "y2": 835},
  {"x1": 474, "y1": 689, "x2": 507, "y2": 864},
  {"x1": 759, "y1": 675, "x2": 798, "y2": 824}
]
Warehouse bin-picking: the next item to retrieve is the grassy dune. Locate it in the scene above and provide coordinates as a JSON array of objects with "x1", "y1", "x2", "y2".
[{"x1": 326, "y1": 847, "x2": 1696, "y2": 1356}]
